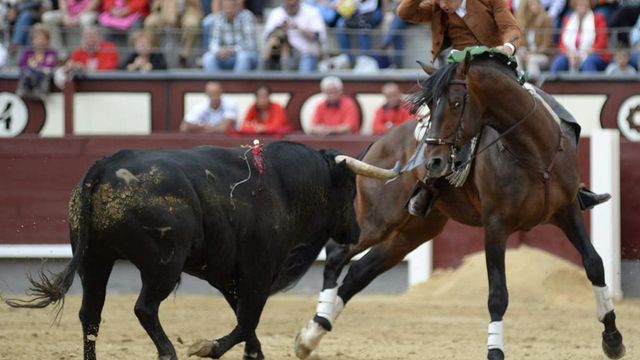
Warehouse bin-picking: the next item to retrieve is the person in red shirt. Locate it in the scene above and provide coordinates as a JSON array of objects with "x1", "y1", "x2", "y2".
[
  {"x1": 239, "y1": 83, "x2": 292, "y2": 134},
  {"x1": 69, "y1": 26, "x2": 119, "y2": 71},
  {"x1": 371, "y1": 82, "x2": 412, "y2": 135},
  {"x1": 308, "y1": 76, "x2": 360, "y2": 136},
  {"x1": 54, "y1": 26, "x2": 119, "y2": 89}
]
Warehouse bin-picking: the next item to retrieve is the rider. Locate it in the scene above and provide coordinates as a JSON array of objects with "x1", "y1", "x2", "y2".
[{"x1": 397, "y1": 0, "x2": 611, "y2": 216}]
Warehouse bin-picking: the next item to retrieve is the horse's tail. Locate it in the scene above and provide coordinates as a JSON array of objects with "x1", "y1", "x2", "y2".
[{"x1": 4, "y1": 161, "x2": 102, "y2": 311}]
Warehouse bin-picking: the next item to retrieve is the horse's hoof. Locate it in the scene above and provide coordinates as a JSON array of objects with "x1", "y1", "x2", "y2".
[
  {"x1": 603, "y1": 341, "x2": 626, "y2": 359},
  {"x1": 187, "y1": 339, "x2": 218, "y2": 358},
  {"x1": 294, "y1": 331, "x2": 312, "y2": 359},
  {"x1": 602, "y1": 331, "x2": 626, "y2": 359},
  {"x1": 487, "y1": 349, "x2": 504, "y2": 360}
]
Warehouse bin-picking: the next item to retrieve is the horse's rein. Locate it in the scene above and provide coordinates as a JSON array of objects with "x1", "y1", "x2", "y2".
[{"x1": 441, "y1": 89, "x2": 539, "y2": 174}]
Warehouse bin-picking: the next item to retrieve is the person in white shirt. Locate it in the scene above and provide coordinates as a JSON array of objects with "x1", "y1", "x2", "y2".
[
  {"x1": 180, "y1": 81, "x2": 238, "y2": 133},
  {"x1": 202, "y1": 0, "x2": 258, "y2": 72},
  {"x1": 262, "y1": 0, "x2": 327, "y2": 72}
]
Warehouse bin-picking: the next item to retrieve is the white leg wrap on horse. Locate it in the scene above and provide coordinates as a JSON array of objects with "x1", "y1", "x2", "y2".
[
  {"x1": 332, "y1": 296, "x2": 345, "y2": 322},
  {"x1": 315, "y1": 287, "x2": 338, "y2": 323},
  {"x1": 487, "y1": 321, "x2": 504, "y2": 352},
  {"x1": 300, "y1": 320, "x2": 328, "y2": 350},
  {"x1": 593, "y1": 286, "x2": 614, "y2": 321}
]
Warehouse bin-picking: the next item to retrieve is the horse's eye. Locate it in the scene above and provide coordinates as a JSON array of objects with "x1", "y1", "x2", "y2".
[{"x1": 453, "y1": 101, "x2": 461, "y2": 109}]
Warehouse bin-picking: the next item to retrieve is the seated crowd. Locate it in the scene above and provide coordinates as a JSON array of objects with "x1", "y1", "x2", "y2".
[
  {"x1": 179, "y1": 79, "x2": 413, "y2": 136},
  {"x1": 2, "y1": 0, "x2": 640, "y2": 98}
]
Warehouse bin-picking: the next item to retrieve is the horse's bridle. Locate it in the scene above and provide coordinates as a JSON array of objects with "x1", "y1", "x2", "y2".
[
  {"x1": 423, "y1": 79, "x2": 468, "y2": 147},
  {"x1": 423, "y1": 77, "x2": 543, "y2": 175},
  {"x1": 422, "y1": 79, "x2": 469, "y2": 170}
]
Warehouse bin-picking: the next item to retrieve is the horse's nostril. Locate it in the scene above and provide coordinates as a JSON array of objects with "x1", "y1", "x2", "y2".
[{"x1": 427, "y1": 157, "x2": 444, "y2": 172}]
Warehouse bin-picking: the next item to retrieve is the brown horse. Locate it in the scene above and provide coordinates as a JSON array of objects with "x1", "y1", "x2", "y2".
[{"x1": 295, "y1": 53, "x2": 625, "y2": 360}]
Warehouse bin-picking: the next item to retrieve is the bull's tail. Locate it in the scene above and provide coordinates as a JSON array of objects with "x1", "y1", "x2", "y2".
[{"x1": 4, "y1": 162, "x2": 102, "y2": 311}]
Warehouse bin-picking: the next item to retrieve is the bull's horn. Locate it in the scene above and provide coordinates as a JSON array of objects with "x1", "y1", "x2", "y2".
[{"x1": 335, "y1": 155, "x2": 400, "y2": 180}]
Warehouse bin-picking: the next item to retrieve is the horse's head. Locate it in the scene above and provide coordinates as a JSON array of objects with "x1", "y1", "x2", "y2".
[{"x1": 413, "y1": 54, "x2": 483, "y2": 178}]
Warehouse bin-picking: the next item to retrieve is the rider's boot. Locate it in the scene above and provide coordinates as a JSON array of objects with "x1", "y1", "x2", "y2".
[{"x1": 577, "y1": 186, "x2": 611, "y2": 210}]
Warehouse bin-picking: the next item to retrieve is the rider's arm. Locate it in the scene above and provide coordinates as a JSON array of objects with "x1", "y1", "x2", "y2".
[
  {"x1": 491, "y1": 0, "x2": 521, "y2": 55},
  {"x1": 397, "y1": 0, "x2": 433, "y2": 24}
]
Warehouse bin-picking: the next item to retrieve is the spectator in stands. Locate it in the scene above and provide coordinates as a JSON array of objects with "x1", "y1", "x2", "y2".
[
  {"x1": 335, "y1": 0, "x2": 383, "y2": 66},
  {"x1": 99, "y1": 0, "x2": 149, "y2": 40},
  {"x1": 516, "y1": 0, "x2": 553, "y2": 81},
  {"x1": 16, "y1": 23, "x2": 57, "y2": 100},
  {"x1": 119, "y1": 30, "x2": 167, "y2": 71},
  {"x1": 605, "y1": 44, "x2": 637, "y2": 74},
  {"x1": 144, "y1": 0, "x2": 203, "y2": 68},
  {"x1": 10, "y1": 0, "x2": 51, "y2": 54},
  {"x1": 306, "y1": 0, "x2": 340, "y2": 27},
  {"x1": 308, "y1": 76, "x2": 360, "y2": 135},
  {"x1": 371, "y1": 82, "x2": 412, "y2": 135},
  {"x1": 68, "y1": 26, "x2": 119, "y2": 70},
  {"x1": 202, "y1": 0, "x2": 258, "y2": 72},
  {"x1": 41, "y1": 0, "x2": 101, "y2": 59},
  {"x1": 180, "y1": 81, "x2": 238, "y2": 133},
  {"x1": 550, "y1": 0, "x2": 611, "y2": 72},
  {"x1": 239, "y1": 83, "x2": 292, "y2": 134},
  {"x1": 200, "y1": 0, "x2": 254, "y2": 48},
  {"x1": 54, "y1": 26, "x2": 119, "y2": 88},
  {"x1": 262, "y1": 0, "x2": 326, "y2": 72}
]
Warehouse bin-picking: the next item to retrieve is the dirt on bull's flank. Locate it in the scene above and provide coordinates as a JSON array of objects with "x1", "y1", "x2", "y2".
[{"x1": 1, "y1": 246, "x2": 639, "y2": 359}]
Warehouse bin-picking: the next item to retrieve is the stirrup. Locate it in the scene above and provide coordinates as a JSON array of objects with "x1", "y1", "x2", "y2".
[{"x1": 577, "y1": 188, "x2": 611, "y2": 211}]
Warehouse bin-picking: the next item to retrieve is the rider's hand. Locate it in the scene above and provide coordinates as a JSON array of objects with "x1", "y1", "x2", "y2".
[{"x1": 494, "y1": 44, "x2": 515, "y2": 57}]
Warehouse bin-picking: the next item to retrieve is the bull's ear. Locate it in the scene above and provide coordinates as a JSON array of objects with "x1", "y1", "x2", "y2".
[{"x1": 417, "y1": 60, "x2": 436, "y2": 75}]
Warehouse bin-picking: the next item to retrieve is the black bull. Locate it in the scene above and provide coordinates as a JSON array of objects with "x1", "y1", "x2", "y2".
[{"x1": 5, "y1": 141, "x2": 367, "y2": 360}]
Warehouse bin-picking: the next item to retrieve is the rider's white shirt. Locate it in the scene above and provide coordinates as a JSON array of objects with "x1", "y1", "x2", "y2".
[{"x1": 456, "y1": 0, "x2": 468, "y2": 18}]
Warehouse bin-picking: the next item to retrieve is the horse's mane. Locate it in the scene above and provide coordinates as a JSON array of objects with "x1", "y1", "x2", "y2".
[
  {"x1": 407, "y1": 63, "x2": 458, "y2": 115},
  {"x1": 407, "y1": 54, "x2": 519, "y2": 115}
]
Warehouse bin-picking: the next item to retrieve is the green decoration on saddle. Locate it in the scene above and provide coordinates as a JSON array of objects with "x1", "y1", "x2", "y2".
[
  {"x1": 447, "y1": 46, "x2": 526, "y2": 85},
  {"x1": 447, "y1": 45, "x2": 517, "y2": 64}
]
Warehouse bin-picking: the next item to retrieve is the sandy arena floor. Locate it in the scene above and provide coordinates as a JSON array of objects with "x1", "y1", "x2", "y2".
[{"x1": 1, "y1": 246, "x2": 638, "y2": 359}]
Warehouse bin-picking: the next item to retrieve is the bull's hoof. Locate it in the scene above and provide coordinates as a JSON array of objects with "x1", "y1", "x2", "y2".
[
  {"x1": 487, "y1": 349, "x2": 504, "y2": 360},
  {"x1": 294, "y1": 331, "x2": 312, "y2": 359},
  {"x1": 187, "y1": 339, "x2": 218, "y2": 358},
  {"x1": 602, "y1": 330, "x2": 626, "y2": 359}
]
